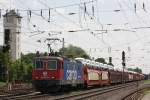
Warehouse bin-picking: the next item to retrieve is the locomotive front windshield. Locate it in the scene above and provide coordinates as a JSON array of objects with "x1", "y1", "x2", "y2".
[
  {"x1": 35, "y1": 60, "x2": 43, "y2": 69},
  {"x1": 48, "y1": 60, "x2": 57, "y2": 70}
]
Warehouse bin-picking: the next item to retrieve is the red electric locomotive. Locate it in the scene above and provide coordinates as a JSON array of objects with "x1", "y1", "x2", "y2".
[
  {"x1": 32, "y1": 56, "x2": 84, "y2": 93},
  {"x1": 32, "y1": 56, "x2": 64, "y2": 92}
]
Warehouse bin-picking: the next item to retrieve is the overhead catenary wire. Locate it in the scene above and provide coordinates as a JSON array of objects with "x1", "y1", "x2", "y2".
[
  {"x1": 116, "y1": 0, "x2": 139, "y2": 40},
  {"x1": 127, "y1": 0, "x2": 150, "y2": 26},
  {"x1": 122, "y1": 0, "x2": 150, "y2": 50},
  {"x1": 22, "y1": 10, "x2": 66, "y2": 35},
  {"x1": 0, "y1": 0, "x2": 97, "y2": 12},
  {"x1": 0, "y1": 1, "x2": 148, "y2": 14},
  {"x1": 37, "y1": 0, "x2": 82, "y2": 28},
  {"x1": 0, "y1": 0, "x2": 100, "y2": 31},
  {"x1": 0, "y1": 0, "x2": 149, "y2": 57},
  {"x1": 0, "y1": 0, "x2": 103, "y2": 30}
]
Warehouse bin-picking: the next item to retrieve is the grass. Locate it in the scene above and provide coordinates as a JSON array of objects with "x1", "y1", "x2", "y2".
[
  {"x1": 143, "y1": 80, "x2": 150, "y2": 95},
  {"x1": 0, "y1": 82, "x2": 6, "y2": 87},
  {"x1": 145, "y1": 90, "x2": 150, "y2": 94},
  {"x1": 143, "y1": 89, "x2": 150, "y2": 95},
  {"x1": 144, "y1": 80, "x2": 150, "y2": 84}
]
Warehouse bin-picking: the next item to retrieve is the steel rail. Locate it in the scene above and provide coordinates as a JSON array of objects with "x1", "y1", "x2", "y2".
[
  {"x1": 1, "y1": 81, "x2": 142, "y2": 100},
  {"x1": 53, "y1": 82, "x2": 138, "y2": 100}
]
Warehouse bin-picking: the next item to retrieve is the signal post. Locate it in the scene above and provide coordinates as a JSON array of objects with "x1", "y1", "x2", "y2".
[{"x1": 122, "y1": 51, "x2": 126, "y2": 83}]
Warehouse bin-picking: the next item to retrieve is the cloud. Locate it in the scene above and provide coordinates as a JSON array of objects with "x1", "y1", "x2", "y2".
[
  {"x1": 55, "y1": 8, "x2": 66, "y2": 14},
  {"x1": 0, "y1": 0, "x2": 14, "y2": 9},
  {"x1": 0, "y1": 0, "x2": 8, "y2": 4}
]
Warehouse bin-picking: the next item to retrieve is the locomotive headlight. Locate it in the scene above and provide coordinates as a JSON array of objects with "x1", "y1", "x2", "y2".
[
  {"x1": 43, "y1": 71, "x2": 48, "y2": 77},
  {"x1": 51, "y1": 76, "x2": 55, "y2": 79},
  {"x1": 35, "y1": 76, "x2": 39, "y2": 79}
]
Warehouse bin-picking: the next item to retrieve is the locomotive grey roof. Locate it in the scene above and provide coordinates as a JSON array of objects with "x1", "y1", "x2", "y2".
[
  {"x1": 75, "y1": 57, "x2": 112, "y2": 69},
  {"x1": 35, "y1": 56, "x2": 63, "y2": 60}
]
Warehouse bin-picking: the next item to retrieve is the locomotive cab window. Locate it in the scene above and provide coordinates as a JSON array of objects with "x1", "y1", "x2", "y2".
[
  {"x1": 35, "y1": 60, "x2": 43, "y2": 69},
  {"x1": 48, "y1": 60, "x2": 57, "y2": 70}
]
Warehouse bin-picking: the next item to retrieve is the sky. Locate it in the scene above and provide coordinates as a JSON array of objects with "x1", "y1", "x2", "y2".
[{"x1": 0, "y1": 0, "x2": 150, "y2": 74}]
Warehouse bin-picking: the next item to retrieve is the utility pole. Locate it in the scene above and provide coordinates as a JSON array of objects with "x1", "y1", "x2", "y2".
[{"x1": 122, "y1": 51, "x2": 126, "y2": 83}]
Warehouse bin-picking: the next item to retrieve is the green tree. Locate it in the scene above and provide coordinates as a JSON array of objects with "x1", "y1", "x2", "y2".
[
  {"x1": 0, "y1": 51, "x2": 12, "y2": 83},
  {"x1": 134, "y1": 67, "x2": 142, "y2": 73},
  {"x1": 95, "y1": 58, "x2": 107, "y2": 64},
  {"x1": 20, "y1": 53, "x2": 35, "y2": 82},
  {"x1": 128, "y1": 67, "x2": 142, "y2": 73},
  {"x1": 59, "y1": 45, "x2": 90, "y2": 59},
  {"x1": 0, "y1": 52, "x2": 35, "y2": 82},
  {"x1": 10, "y1": 60, "x2": 26, "y2": 81},
  {"x1": 21, "y1": 53, "x2": 36, "y2": 64},
  {"x1": 9, "y1": 53, "x2": 35, "y2": 82},
  {"x1": 128, "y1": 68, "x2": 133, "y2": 71}
]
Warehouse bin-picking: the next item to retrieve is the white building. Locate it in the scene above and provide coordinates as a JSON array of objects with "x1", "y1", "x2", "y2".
[{"x1": 3, "y1": 10, "x2": 22, "y2": 60}]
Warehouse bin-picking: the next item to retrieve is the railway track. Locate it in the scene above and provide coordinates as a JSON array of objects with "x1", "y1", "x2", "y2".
[
  {"x1": 122, "y1": 84, "x2": 150, "y2": 100},
  {"x1": 1, "y1": 92, "x2": 42, "y2": 100},
  {"x1": 53, "y1": 82, "x2": 138, "y2": 100},
  {"x1": 0, "y1": 88, "x2": 36, "y2": 100},
  {"x1": 2, "y1": 81, "x2": 140, "y2": 100}
]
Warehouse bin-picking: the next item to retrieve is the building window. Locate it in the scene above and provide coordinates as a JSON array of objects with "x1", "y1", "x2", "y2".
[{"x1": 4, "y1": 29, "x2": 10, "y2": 45}]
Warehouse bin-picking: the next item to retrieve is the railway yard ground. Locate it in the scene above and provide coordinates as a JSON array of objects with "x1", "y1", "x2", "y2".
[
  {"x1": 0, "y1": 80, "x2": 150, "y2": 100},
  {"x1": 140, "y1": 80, "x2": 150, "y2": 100},
  {"x1": 141, "y1": 89, "x2": 150, "y2": 100},
  {"x1": 121, "y1": 80, "x2": 150, "y2": 100}
]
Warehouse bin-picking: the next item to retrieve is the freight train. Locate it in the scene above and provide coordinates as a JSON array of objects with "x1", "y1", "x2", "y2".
[{"x1": 32, "y1": 55, "x2": 144, "y2": 93}]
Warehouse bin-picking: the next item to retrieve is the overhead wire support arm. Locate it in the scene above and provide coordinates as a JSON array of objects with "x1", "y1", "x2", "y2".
[
  {"x1": 46, "y1": 38, "x2": 61, "y2": 41},
  {"x1": 44, "y1": 38, "x2": 65, "y2": 55},
  {"x1": 45, "y1": 38, "x2": 61, "y2": 54}
]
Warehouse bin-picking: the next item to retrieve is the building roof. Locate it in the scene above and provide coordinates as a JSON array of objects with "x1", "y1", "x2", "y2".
[{"x1": 3, "y1": 10, "x2": 22, "y2": 18}]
